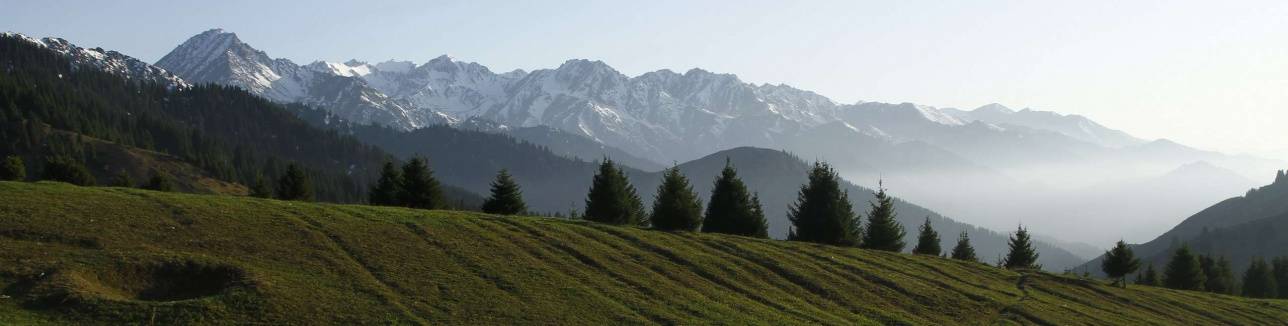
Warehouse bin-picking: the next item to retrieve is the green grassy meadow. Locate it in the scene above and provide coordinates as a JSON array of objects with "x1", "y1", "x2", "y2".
[{"x1": 0, "y1": 181, "x2": 1285, "y2": 325}]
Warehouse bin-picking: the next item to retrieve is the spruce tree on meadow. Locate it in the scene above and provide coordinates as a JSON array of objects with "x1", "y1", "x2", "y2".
[
  {"x1": 141, "y1": 170, "x2": 175, "y2": 192},
  {"x1": 950, "y1": 231, "x2": 978, "y2": 262},
  {"x1": 276, "y1": 163, "x2": 313, "y2": 201},
  {"x1": 1200, "y1": 255, "x2": 1235, "y2": 295},
  {"x1": 249, "y1": 174, "x2": 273, "y2": 198},
  {"x1": 650, "y1": 166, "x2": 703, "y2": 231},
  {"x1": 368, "y1": 162, "x2": 403, "y2": 206},
  {"x1": 399, "y1": 157, "x2": 444, "y2": 210},
  {"x1": 702, "y1": 159, "x2": 767, "y2": 237},
  {"x1": 787, "y1": 162, "x2": 861, "y2": 247},
  {"x1": 746, "y1": 194, "x2": 770, "y2": 238},
  {"x1": 1274, "y1": 257, "x2": 1288, "y2": 299},
  {"x1": 1002, "y1": 225, "x2": 1040, "y2": 270},
  {"x1": 481, "y1": 169, "x2": 527, "y2": 215},
  {"x1": 109, "y1": 170, "x2": 133, "y2": 187},
  {"x1": 1242, "y1": 257, "x2": 1278, "y2": 298},
  {"x1": 911, "y1": 217, "x2": 941, "y2": 256},
  {"x1": 42, "y1": 156, "x2": 94, "y2": 186},
  {"x1": 862, "y1": 181, "x2": 906, "y2": 252},
  {"x1": 1100, "y1": 240, "x2": 1141, "y2": 288},
  {"x1": 584, "y1": 158, "x2": 647, "y2": 226},
  {"x1": 1136, "y1": 264, "x2": 1161, "y2": 286},
  {"x1": 1162, "y1": 245, "x2": 1206, "y2": 291},
  {"x1": 1, "y1": 155, "x2": 25, "y2": 181}
]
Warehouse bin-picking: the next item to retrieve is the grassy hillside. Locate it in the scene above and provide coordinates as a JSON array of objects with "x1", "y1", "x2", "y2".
[{"x1": 1, "y1": 182, "x2": 1285, "y2": 325}]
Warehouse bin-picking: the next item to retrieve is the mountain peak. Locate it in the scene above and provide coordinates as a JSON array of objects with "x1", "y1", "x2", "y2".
[{"x1": 975, "y1": 103, "x2": 1014, "y2": 114}]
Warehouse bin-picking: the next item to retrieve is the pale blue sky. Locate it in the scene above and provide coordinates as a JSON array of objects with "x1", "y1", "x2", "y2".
[{"x1": 5, "y1": 0, "x2": 1287, "y2": 158}]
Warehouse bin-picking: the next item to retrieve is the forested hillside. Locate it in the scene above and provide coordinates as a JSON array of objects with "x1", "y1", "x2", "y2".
[
  {"x1": 0, "y1": 35, "x2": 479, "y2": 205},
  {"x1": 2, "y1": 182, "x2": 1285, "y2": 325},
  {"x1": 1082, "y1": 170, "x2": 1288, "y2": 276}
]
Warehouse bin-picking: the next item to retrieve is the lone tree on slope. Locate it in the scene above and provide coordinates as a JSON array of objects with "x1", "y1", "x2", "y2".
[
  {"x1": 276, "y1": 163, "x2": 312, "y2": 201},
  {"x1": 399, "y1": 157, "x2": 445, "y2": 210},
  {"x1": 1241, "y1": 257, "x2": 1278, "y2": 298},
  {"x1": 1101, "y1": 240, "x2": 1141, "y2": 288},
  {"x1": 584, "y1": 158, "x2": 647, "y2": 226},
  {"x1": 950, "y1": 231, "x2": 978, "y2": 262},
  {"x1": 481, "y1": 169, "x2": 527, "y2": 215},
  {"x1": 862, "y1": 181, "x2": 906, "y2": 252},
  {"x1": 1, "y1": 155, "x2": 25, "y2": 181},
  {"x1": 1162, "y1": 244, "x2": 1206, "y2": 291},
  {"x1": 1002, "y1": 225, "x2": 1040, "y2": 270},
  {"x1": 368, "y1": 161, "x2": 403, "y2": 206},
  {"x1": 912, "y1": 217, "x2": 941, "y2": 256},
  {"x1": 787, "y1": 162, "x2": 861, "y2": 246},
  {"x1": 702, "y1": 159, "x2": 768, "y2": 238},
  {"x1": 650, "y1": 166, "x2": 703, "y2": 231}
]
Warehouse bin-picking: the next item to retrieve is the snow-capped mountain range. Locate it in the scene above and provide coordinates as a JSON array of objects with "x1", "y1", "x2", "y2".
[
  {"x1": 152, "y1": 29, "x2": 1143, "y2": 164},
  {"x1": 17, "y1": 28, "x2": 1284, "y2": 247}
]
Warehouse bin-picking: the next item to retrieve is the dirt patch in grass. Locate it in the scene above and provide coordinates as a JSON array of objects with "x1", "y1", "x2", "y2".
[{"x1": 59, "y1": 259, "x2": 250, "y2": 303}]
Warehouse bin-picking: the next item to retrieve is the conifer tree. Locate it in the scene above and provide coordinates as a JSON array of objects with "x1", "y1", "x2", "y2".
[
  {"x1": 584, "y1": 158, "x2": 647, "y2": 226},
  {"x1": 1200, "y1": 255, "x2": 1235, "y2": 294},
  {"x1": 141, "y1": 170, "x2": 175, "y2": 192},
  {"x1": 911, "y1": 217, "x2": 941, "y2": 256},
  {"x1": 368, "y1": 162, "x2": 403, "y2": 206},
  {"x1": 42, "y1": 156, "x2": 94, "y2": 186},
  {"x1": 1274, "y1": 257, "x2": 1288, "y2": 299},
  {"x1": 950, "y1": 231, "x2": 978, "y2": 262},
  {"x1": 109, "y1": 170, "x2": 133, "y2": 187},
  {"x1": 1002, "y1": 225, "x2": 1040, "y2": 270},
  {"x1": 1136, "y1": 264, "x2": 1161, "y2": 286},
  {"x1": 482, "y1": 169, "x2": 527, "y2": 215},
  {"x1": 249, "y1": 174, "x2": 272, "y2": 198},
  {"x1": 702, "y1": 159, "x2": 766, "y2": 237},
  {"x1": 1242, "y1": 257, "x2": 1278, "y2": 298},
  {"x1": 1101, "y1": 240, "x2": 1141, "y2": 288},
  {"x1": 787, "y1": 162, "x2": 861, "y2": 246},
  {"x1": 399, "y1": 157, "x2": 444, "y2": 210},
  {"x1": 747, "y1": 194, "x2": 770, "y2": 238},
  {"x1": 862, "y1": 181, "x2": 905, "y2": 252},
  {"x1": 1, "y1": 155, "x2": 25, "y2": 181},
  {"x1": 1162, "y1": 245, "x2": 1206, "y2": 291},
  {"x1": 650, "y1": 166, "x2": 703, "y2": 231},
  {"x1": 276, "y1": 163, "x2": 313, "y2": 201}
]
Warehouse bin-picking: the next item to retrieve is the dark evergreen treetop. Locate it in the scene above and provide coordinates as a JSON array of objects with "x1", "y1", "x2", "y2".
[
  {"x1": 1274, "y1": 257, "x2": 1288, "y2": 299},
  {"x1": 702, "y1": 159, "x2": 766, "y2": 237},
  {"x1": 911, "y1": 217, "x2": 941, "y2": 256},
  {"x1": 950, "y1": 231, "x2": 978, "y2": 262},
  {"x1": 1162, "y1": 245, "x2": 1206, "y2": 291},
  {"x1": 1, "y1": 155, "x2": 24, "y2": 181},
  {"x1": 1101, "y1": 240, "x2": 1141, "y2": 288},
  {"x1": 142, "y1": 169, "x2": 175, "y2": 192},
  {"x1": 1242, "y1": 257, "x2": 1278, "y2": 298},
  {"x1": 42, "y1": 155, "x2": 94, "y2": 186},
  {"x1": 584, "y1": 158, "x2": 646, "y2": 226},
  {"x1": 1200, "y1": 255, "x2": 1235, "y2": 295},
  {"x1": 482, "y1": 169, "x2": 527, "y2": 215},
  {"x1": 249, "y1": 174, "x2": 273, "y2": 198},
  {"x1": 1002, "y1": 225, "x2": 1040, "y2": 270},
  {"x1": 369, "y1": 162, "x2": 403, "y2": 206},
  {"x1": 1136, "y1": 264, "x2": 1161, "y2": 286},
  {"x1": 276, "y1": 163, "x2": 313, "y2": 201},
  {"x1": 787, "y1": 162, "x2": 861, "y2": 247},
  {"x1": 399, "y1": 157, "x2": 444, "y2": 210},
  {"x1": 650, "y1": 166, "x2": 703, "y2": 231},
  {"x1": 862, "y1": 181, "x2": 905, "y2": 252}
]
